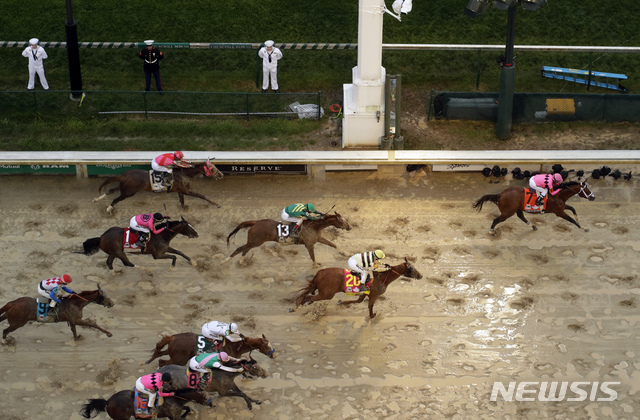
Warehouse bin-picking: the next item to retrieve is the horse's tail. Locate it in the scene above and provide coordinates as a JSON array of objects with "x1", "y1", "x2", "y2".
[
  {"x1": 226, "y1": 221, "x2": 257, "y2": 246},
  {"x1": 294, "y1": 276, "x2": 319, "y2": 307},
  {"x1": 144, "y1": 334, "x2": 175, "y2": 364},
  {"x1": 98, "y1": 175, "x2": 122, "y2": 193},
  {"x1": 80, "y1": 398, "x2": 108, "y2": 418},
  {"x1": 82, "y1": 237, "x2": 102, "y2": 255},
  {"x1": 472, "y1": 194, "x2": 501, "y2": 212},
  {"x1": 0, "y1": 301, "x2": 12, "y2": 323}
]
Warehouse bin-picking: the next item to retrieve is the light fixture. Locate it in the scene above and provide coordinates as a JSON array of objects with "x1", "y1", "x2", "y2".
[
  {"x1": 492, "y1": 0, "x2": 517, "y2": 10},
  {"x1": 521, "y1": 0, "x2": 546, "y2": 11},
  {"x1": 464, "y1": 0, "x2": 490, "y2": 18}
]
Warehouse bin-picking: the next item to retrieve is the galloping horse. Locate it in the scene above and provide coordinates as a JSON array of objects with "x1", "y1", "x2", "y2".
[
  {"x1": 82, "y1": 217, "x2": 198, "y2": 272},
  {"x1": 222, "y1": 212, "x2": 352, "y2": 267},
  {"x1": 0, "y1": 286, "x2": 114, "y2": 344},
  {"x1": 473, "y1": 181, "x2": 596, "y2": 234},
  {"x1": 145, "y1": 333, "x2": 276, "y2": 367},
  {"x1": 92, "y1": 160, "x2": 224, "y2": 213},
  {"x1": 159, "y1": 357, "x2": 268, "y2": 410},
  {"x1": 292, "y1": 258, "x2": 423, "y2": 318},
  {"x1": 80, "y1": 388, "x2": 212, "y2": 420}
]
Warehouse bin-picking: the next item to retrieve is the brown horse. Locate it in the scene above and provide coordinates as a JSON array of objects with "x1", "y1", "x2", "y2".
[
  {"x1": 159, "y1": 358, "x2": 268, "y2": 410},
  {"x1": 292, "y1": 258, "x2": 423, "y2": 318},
  {"x1": 80, "y1": 388, "x2": 212, "y2": 420},
  {"x1": 92, "y1": 160, "x2": 224, "y2": 213},
  {"x1": 82, "y1": 217, "x2": 198, "y2": 272},
  {"x1": 0, "y1": 286, "x2": 114, "y2": 345},
  {"x1": 144, "y1": 333, "x2": 276, "y2": 367},
  {"x1": 473, "y1": 181, "x2": 596, "y2": 234},
  {"x1": 222, "y1": 212, "x2": 352, "y2": 267}
]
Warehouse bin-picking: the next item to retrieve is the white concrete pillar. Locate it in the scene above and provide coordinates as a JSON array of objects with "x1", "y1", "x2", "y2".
[{"x1": 342, "y1": 0, "x2": 386, "y2": 148}]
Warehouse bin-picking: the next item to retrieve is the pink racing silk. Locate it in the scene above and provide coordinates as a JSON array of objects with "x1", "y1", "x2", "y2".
[
  {"x1": 135, "y1": 214, "x2": 165, "y2": 234},
  {"x1": 140, "y1": 373, "x2": 164, "y2": 390},
  {"x1": 154, "y1": 153, "x2": 177, "y2": 167},
  {"x1": 532, "y1": 174, "x2": 557, "y2": 193}
]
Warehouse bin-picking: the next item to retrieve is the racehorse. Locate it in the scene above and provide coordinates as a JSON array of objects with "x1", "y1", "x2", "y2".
[
  {"x1": 92, "y1": 160, "x2": 224, "y2": 213},
  {"x1": 472, "y1": 181, "x2": 596, "y2": 234},
  {"x1": 159, "y1": 357, "x2": 268, "y2": 410},
  {"x1": 145, "y1": 333, "x2": 276, "y2": 367},
  {"x1": 82, "y1": 217, "x2": 198, "y2": 272},
  {"x1": 222, "y1": 212, "x2": 352, "y2": 267},
  {"x1": 0, "y1": 286, "x2": 114, "y2": 345},
  {"x1": 80, "y1": 388, "x2": 212, "y2": 420},
  {"x1": 292, "y1": 258, "x2": 422, "y2": 319}
]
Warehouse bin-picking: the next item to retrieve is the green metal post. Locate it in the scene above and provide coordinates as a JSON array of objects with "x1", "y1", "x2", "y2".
[
  {"x1": 496, "y1": 4, "x2": 517, "y2": 140},
  {"x1": 476, "y1": 50, "x2": 482, "y2": 91},
  {"x1": 587, "y1": 52, "x2": 593, "y2": 91}
]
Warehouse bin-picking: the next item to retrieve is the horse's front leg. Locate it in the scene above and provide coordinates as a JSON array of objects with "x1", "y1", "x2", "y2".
[
  {"x1": 340, "y1": 294, "x2": 367, "y2": 306},
  {"x1": 184, "y1": 191, "x2": 221, "y2": 208},
  {"x1": 225, "y1": 385, "x2": 261, "y2": 410},
  {"x1": 304, "y1": 244, "x2": 319, "y2": 268},
  {"x1": 317, "y1": 238, "x2": 347, "y2": 255},
  {"x1": 165, "y1": 247, "x2": 196, "y2": 266},
  {"x1": 71, "y1": 319, "x2": 113, "y2": 338},
  {"x1": 565, "y1": 205, "x2": 578, "y2": 216},
  {"x1": 152, "y1": 254, "x2": 179, "y2": 271},
  {"x1": 556, "y1": 211, "x2": 588, "y2": 232}
]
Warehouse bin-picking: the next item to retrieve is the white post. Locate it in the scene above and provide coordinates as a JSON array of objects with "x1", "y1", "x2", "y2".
[{"x1": 342, "y1": 0, "x2": 386, "y2": 148}]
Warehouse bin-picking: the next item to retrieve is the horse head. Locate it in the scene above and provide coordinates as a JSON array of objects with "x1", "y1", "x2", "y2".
[
  {"x1": 169, "y1": 217, "x2": 199, "y2": 238},
  {"x1": 240, "y1": 358, "x2": 269, "y2": 378},
  {"x1": 401, "y1": 257, "x2": 423, "y2": 280},
  {"x1": 79, "y1": 285, "x2": 115, "y2": 308},
  {"x1": 577, "y1": 182, "x2": 596, "y2": 201},
  {"x1": 203, "y1": 159, "x2": 224, "y2": 180},
  {"x1": 327, "y1": 212, "x2": 352, "y2": 231},
  {"x1": 253, "y1": 334, "x2": 276, "y2": 359}
]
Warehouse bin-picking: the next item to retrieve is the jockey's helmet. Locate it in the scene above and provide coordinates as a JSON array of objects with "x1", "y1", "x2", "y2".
[
  {"x1": 229, "y1": 323, "x2": 239, "y2": 334},
  {"x1": 219, "y1": 351, "x2": 229, "y2": 362},
  {"x1": 153, "y1": 213, "x2": 164, "y2": 221},
  {"x1": 306, "y1": 203, "x2": 316, "y2": 212},
  {"x1": 161, "y1": 372, "x2": 172, "y2": 383},
  {"x1": 62, "y1": 274, "x2": 72, "y2": 283},
  {"x1": 374, "y1": 250, "x2": 385, "y2": 259},
  {"x1": 553, "y1": 173, "x2": 563, "y2": 184},
  {"x1": 174, "y1": 151, "x2": 184, "y2": 160}
]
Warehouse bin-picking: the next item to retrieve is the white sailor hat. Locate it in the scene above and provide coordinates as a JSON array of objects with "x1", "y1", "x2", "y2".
[
  {"x1": 264, "y1": 40, "x2": 274, "y2": 47},
  {"x1": 29, "y1": 38, "x2": 39, "y2": 45},
  {"x1": 144, "y1": 40, "x2": 154, "y2": 46}
]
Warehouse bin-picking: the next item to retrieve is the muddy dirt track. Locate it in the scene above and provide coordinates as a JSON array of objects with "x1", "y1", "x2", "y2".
[{"x1": 0, "y1": 168, "x2": 638, "y2": 420}]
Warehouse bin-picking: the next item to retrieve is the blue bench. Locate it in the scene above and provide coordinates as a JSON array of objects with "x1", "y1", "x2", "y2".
[{"x1": 542, "y1": 66, "x2": 628, "y2": 92}]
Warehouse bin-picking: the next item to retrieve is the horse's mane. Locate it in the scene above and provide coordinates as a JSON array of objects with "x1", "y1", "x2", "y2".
[{"x1": 559, "y1": 181, "x2": 581, "y2": 188}]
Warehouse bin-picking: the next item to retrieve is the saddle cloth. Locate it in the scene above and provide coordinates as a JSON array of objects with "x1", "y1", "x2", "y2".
[
  {"x1": 276, "y1": 222, "x2": 299, "y2": 244},
  {"x1": 123, "y1": 228, "x2": 143, "y2": 251},
  {"x1": 134, "y1": 388, "x2": 160, "y2": 418},
  {"x1": 36, "y1": 298, "x2": 56, "y2": 322},
  {"x1": 343, "y1": 270, "x2": 370, "y2": 296},
  {"x1": 149, "y1": 170, "x2": 170, "y2": 193},
  {"x1": 523, "y1": 188, "x2": 547, "y2": 213},
  {"x1": 196, "y1": 335, "x2": 221, "y2": 354}
]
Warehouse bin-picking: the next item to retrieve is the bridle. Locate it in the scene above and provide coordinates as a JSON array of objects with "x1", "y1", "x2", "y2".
[{"x1": 578, "y1": 182, "x2": 595, "y2": 200}]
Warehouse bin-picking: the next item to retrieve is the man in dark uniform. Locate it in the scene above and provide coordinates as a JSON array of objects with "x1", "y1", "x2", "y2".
[{"x1": 139, "y1": 40, "x2": 164, "y2": 93}]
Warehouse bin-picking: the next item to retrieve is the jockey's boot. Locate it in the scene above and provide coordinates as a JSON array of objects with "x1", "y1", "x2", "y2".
[
  {"x1": 135, "y1": 232, "x2": 148, "y2": 248},
  {"x1": 535, "y1": 196, "x2": 544, "y2": 207},
  {"x1": 49, "y1": 299, "x2": 57, "y2": 308},
  {"x1": 360, "y1": 277, "x2": 370, "y2": 292},
  {"x1": 199, "y1": 372, "x2": 211, "y2": 389},
  {"x1": 163, "y1": 172, "x2": 173, "y2": 187}
]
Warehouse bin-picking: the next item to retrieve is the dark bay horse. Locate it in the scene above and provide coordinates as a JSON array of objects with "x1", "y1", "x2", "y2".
[
  {"x1": 82, "y1": 217, "x2": 198, "y2": 272},
  {"x1": 92, "y1": 160, "x2": 224, "y2": 213},
  {"x1": 145, "y1": 333, "x2": 276, "y2": 367},
  {"x1": 159, "y1": 358, "x2": 268, "y2": 410},
  {"x1": 0, "y1": 286, "x2": 114, "y2": 345},
  {"x1": 292, "y1": 258, "x2": 423, "y2": 318},
  {"x1": 473, "y1": 181, "x2": 596, "y2": 234},
  {"x1": 80, "y1": 388, "x2": 212, "y2": 420},
  {"x1": 222, "y1": 212, "x2": 352, "y2": 267}
]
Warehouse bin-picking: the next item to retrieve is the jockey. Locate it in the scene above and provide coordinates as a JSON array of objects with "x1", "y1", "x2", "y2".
[
  {"x1": 37, "y1": 274, "x2": 75, "y2": 307},
  {"x1": 348, "y1": 250, "x2": 389, "y2": 292},
  {"x1": 152, "y1": 151, "x2": 193, "y2": 185},
  {"x1": 130, "y1": 212, "x2": 167, "y2": 247},
  {"x1": 201, "y1": 320, "x2": 243, "y2": 347},
  {"x1": 280, "y1": 203, "x2": 324, "y2": 231},
  {"x1": 135, "y1": 372, "x2": 174, "y2": 414},
  {"x1": 188, "y1": 351, "x2": 243, "y2": 385},
  {"x1": 530, "y1": 173, "x2": 563, "y2": 206}
]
